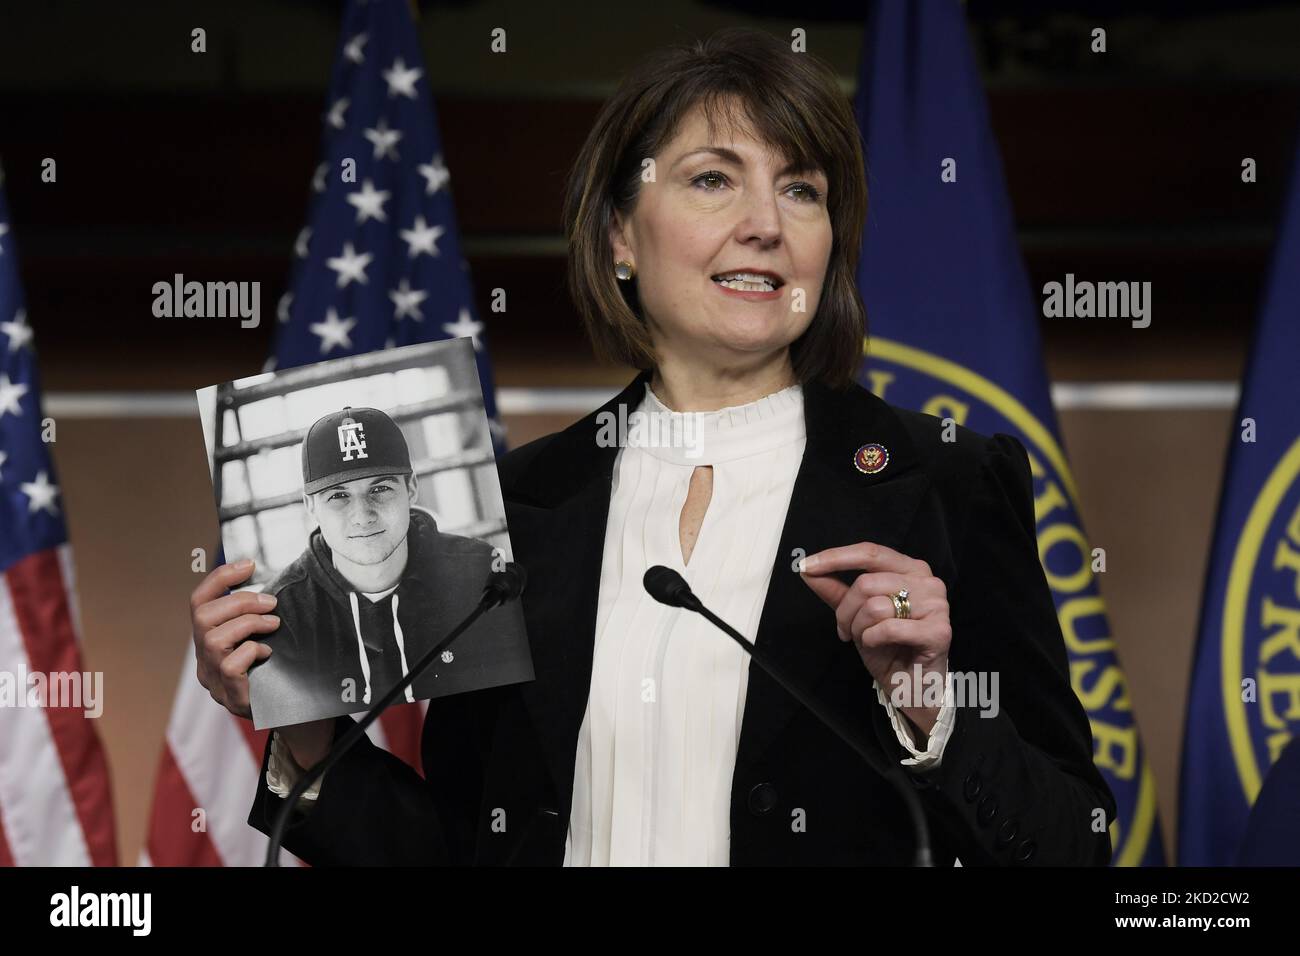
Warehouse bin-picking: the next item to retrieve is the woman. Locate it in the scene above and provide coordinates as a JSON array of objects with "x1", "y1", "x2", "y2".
[{"x1": 192, "y1": 27, "x2": 1114, "y2": 866}]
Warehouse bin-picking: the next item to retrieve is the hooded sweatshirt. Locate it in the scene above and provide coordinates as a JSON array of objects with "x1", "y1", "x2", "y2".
[{"x1": 247, "y1": 508, "x2": 533, "y2": 730}]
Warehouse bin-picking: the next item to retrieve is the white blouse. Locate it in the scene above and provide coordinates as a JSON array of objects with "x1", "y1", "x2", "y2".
[{"x1": 562, "y1": 382, "x2": 953, "y2": 867}]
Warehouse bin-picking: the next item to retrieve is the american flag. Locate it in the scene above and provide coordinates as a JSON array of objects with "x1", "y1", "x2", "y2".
[
  {"x1": 269, "y1": 0, "x2": 502, "y2": 427},
  {"x1": 0, "y1": 160, "x2": 119, "y2": 866},
  {"x1": 144, "y1": 0, "x2": 500, "y2": 865}
]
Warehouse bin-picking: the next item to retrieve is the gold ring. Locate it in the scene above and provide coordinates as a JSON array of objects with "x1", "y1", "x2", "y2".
[{"x1": 892, "y1": 588, "x2": 911, "y2": 620}]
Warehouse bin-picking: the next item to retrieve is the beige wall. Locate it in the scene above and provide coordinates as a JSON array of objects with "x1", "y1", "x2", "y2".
[{"x1": 53, "y1": 406, "x2": 1229, "y2": 864}]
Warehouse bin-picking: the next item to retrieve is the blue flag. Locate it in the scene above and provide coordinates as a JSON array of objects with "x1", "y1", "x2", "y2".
[
  {"x1": 271, "y1": 0, "x2": 503, "y2": 449},
  {"x1": 0, "y1": 167, "x2": 65, "y2": 573},
  {"x1": 854, "y1": 0, "x2": 1165, "y2": 865},
  {"x1": 1178, "y1": 138, "x2": 1300, "y2": 866}
]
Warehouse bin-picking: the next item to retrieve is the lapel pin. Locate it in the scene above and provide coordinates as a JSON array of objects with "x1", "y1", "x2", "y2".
[{"x1": 854, "y1": 442, "x2": 889, "y2": 475}]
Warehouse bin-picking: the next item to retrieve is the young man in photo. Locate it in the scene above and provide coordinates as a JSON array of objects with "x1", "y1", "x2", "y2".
[{"x1": 247, "y1": 405, "x2": 531, "y2": 729}]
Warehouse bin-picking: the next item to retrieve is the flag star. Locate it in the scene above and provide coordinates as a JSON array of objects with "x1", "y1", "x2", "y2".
[
  {"x1": 261, "y1": 355, "x2": 278, "y2": 373},
  {"x1": 364, "y1": 118, "x2": 403, "y2": 161},
  {"x1": 277, "y1": 292, "x2": 293, "y2": 323},
  {"x1": 344, "y1": 32, "x2": 367, "y2": 64},
  {"x1": 383, "y1": 336, "x2": 396, "y2": 350},
  {"x1": 417, "y1": 155, "x2": 450, "y2": 195},
  {"x1": 2, "y1": 309, "x2": 33, "y2": 352},
  {"x1": 20, "y1": 470, "x2": 59, "y2": 516},
  {"x1": 399, "y1": 216, "x2": 444, "y2": 258},
  {"x1": 326, "y1": 97, "x2": 349, "y2": 130},
  {"x1": 326, "y1": 242, "x2": 373, "y2": 288},
  {"x1": 310, "y1": 308, "x2": 356, "y2": 353},
  {"x1": 294, "y1": 226, "x2": 312, "y2": 258},
  {"x1": 0, "y1": 372, "x2": 28, "y2": 417},
  {"x1": 389, "y1": 278, "x2": 428, "y2": 321},
  {"x1": 312, "y1": 161, "x2": 328, "y2": 193},
  {"x1": 346, "y1": 179, "x2": 391, "y2": 224},
  {"x1": 0, "y1": 450, "x2": 7, "y2": 481},
  {"x1": 382, "y1": 57, "x2": 423, "y2": 99},
  {"x1": 0, "y1": 221, "x2": 9, "y2": 255},
  {"x1": 443, "y1": 307, "x2": 484, "y2": 350}
]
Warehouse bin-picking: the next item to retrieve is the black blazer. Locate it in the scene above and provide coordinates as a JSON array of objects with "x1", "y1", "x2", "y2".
[{"x1": 249, "y1": 371, "x2": 1115, "y2": 866}]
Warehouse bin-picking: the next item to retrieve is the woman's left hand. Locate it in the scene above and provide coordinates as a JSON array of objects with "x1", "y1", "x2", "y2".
[{"x1": 799, "y1": 542, "x2": 951, "y2": 739}]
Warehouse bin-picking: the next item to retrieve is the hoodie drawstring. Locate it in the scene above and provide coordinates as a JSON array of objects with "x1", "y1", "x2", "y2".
[
  {"x1": 348, "y1": 592, "x2": 372, "y2": 705},
  {"x1": 347, "y1": 590, "x2": 416, "y2": 707},
  {"x1": 391, "y1": 592, "x2": 415, "y2": 703}
]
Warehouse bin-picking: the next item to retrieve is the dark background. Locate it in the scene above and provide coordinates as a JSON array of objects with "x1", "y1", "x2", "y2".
[{"x1": 2, "y1": 0, "x2": 1297, "y2": 390}]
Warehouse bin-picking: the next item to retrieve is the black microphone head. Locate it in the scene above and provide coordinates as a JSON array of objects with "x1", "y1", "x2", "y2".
[
  {"x1": 484, "y1": 562, "x2": 527, "y2": 605},
  {"x1": 643, "y1": 565, "x2": 696, "y2": 609}
]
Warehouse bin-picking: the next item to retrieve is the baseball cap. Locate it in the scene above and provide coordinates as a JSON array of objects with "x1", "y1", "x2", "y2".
[{"x1": 301, "y1": 406, "x2": 413, "y2": 495}]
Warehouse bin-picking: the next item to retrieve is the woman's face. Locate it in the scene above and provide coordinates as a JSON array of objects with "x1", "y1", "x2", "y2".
[{"x1": 611, "y1": 102, "x2": 833, "y2": 368}]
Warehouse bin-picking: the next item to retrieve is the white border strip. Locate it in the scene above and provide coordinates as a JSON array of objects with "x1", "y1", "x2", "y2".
[
  {"x1": 496, "y1": 387, "x2": 621, "y2": 414},
  {"x1": 1051, "y1": 381, "x2": 1238, "y2": 410},
  {"x1": 47, "y1": 393, "x2": 200, "y2": 418},
  {"x1": 43, "y1": 382, "x2": 1240, "y2": 419}
]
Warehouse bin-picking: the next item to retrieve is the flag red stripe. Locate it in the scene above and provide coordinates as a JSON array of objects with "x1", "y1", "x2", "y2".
[
  {"x1": 145, "y1": 743, "x2": 224, "y2": 867},
  {"x1": 379, "y1": 702, "x2": 424, "y2": 776},
  {"x1": 0, "y1": 806, "x2": 15, "y2": 867},
  {"x1": 5, "y1": 549, "x2": 118, "y2": 866}
]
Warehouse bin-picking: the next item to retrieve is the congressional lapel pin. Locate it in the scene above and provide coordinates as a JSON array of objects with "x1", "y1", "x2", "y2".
[{"x1": 853, "y1": 442, "x2": 889, "y2": 475}]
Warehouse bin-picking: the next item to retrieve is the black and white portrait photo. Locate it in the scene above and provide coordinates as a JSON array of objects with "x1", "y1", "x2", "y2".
[{"x1": 196, "y1": 338, "x2": 533, "y2": 730}]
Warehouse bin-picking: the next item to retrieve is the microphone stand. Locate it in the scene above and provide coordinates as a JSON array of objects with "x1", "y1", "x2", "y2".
[{"x1": 264, "y1": 568, "x2": 524, "y2": 867}]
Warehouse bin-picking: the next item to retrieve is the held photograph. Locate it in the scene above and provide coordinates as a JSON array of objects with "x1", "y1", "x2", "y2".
[{"x1": 195, "y1": 338, "x2": 533, "y2": 730}]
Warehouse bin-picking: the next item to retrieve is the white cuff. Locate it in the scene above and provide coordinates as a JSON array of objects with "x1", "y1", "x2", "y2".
[
  {"x1": 266, "y1": 730, "x2": 324, "y2": 805},
  {"x1": 873, "y1": 677, "x2": 956, "y2": 770}
]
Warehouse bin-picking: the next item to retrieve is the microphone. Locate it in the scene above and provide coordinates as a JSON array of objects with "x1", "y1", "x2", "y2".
[
  {"x1": 643, "y1": 564, "x2": 700, "y2": 610},
  {"x1": 483, "y1": 562, "x2": 527, "y2": 606},
  {"x1": 643, "y1": 565, "x2": 934, "y2": 867},
  {"x1": 264, "y1": 562, "x2": 528, "y2": 866}
]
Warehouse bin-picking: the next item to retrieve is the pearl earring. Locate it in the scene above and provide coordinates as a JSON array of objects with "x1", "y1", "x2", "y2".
[{"x1": 614, "y1": 260, "x2": 636, "y2": 281}]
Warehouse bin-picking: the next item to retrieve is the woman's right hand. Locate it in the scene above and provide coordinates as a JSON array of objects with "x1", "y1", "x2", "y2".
[
  {"x1": 191, "y1": 560, "x2": 335, "y2": 768},
  {"x1": 190, "y1": 559, "x2": 281, "y2": 720}
]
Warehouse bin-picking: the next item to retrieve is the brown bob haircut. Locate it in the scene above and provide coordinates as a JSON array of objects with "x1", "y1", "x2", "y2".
[{"x1": 562, "y1": 26, "x2": 868, "y2": 389}]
